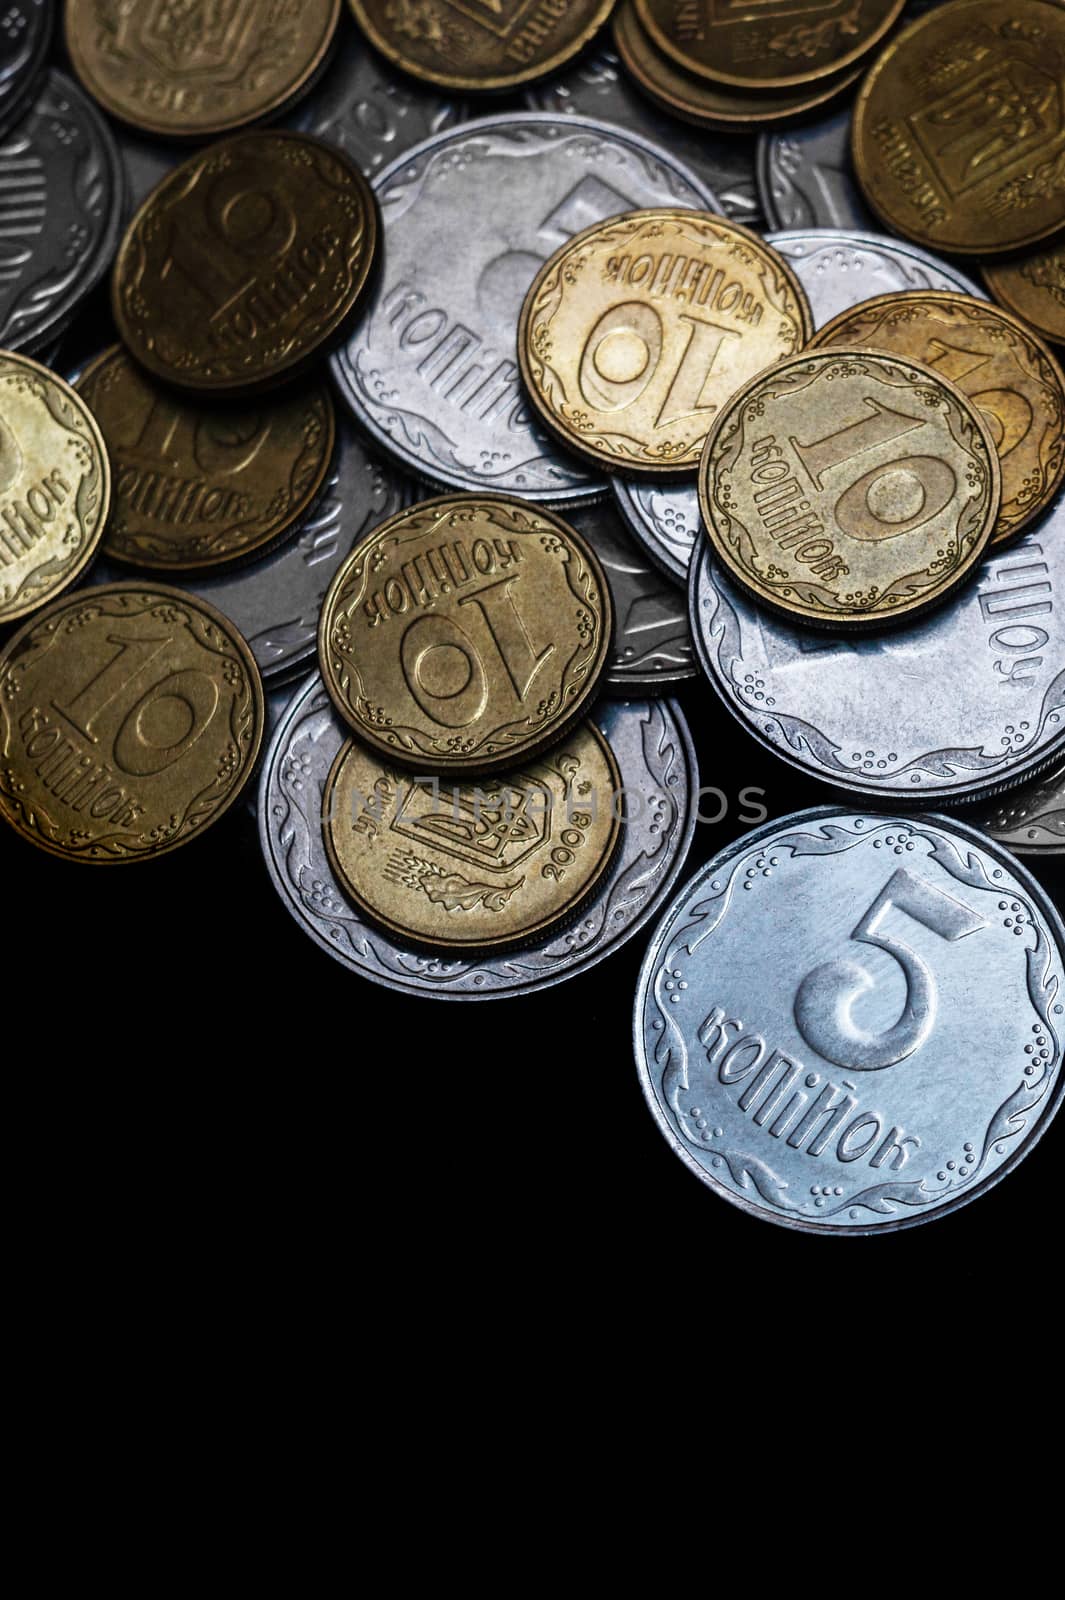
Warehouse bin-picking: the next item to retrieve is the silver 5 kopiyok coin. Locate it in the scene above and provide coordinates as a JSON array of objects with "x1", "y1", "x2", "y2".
[{"x1": 634, "y1": 808, "x2": 1065, "y2": 1233}]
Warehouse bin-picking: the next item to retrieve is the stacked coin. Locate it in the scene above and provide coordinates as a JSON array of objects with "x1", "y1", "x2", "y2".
[{"x1": 0, "y1": 0, "x2": 1061, "y2": 1235}]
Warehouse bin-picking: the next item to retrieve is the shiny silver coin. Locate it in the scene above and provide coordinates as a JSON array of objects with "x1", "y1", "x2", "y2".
[
  {"x1": 525, "y1": 48, "x2": 761, "y2": 230},
  {"x1": 690, "y1": 503, "x2": 1065, "y2": 806},
  {"x1": 259, "y1": 676, "x2": 698, "y2": 999},
  {"x1": 330, "y1": 113, "x2": 718, "y2": 504},
  {"x1": 757, "y1": 108, "x2": 873, "y2": 233},
  {"x1": 613, "y1": 229, "x2": 983, "y2": 583},
  {"x1": 968, "y1": 762, "x2": 1065, "y2": 856},
  {"x1": 635, "y1": 805, "x2": 1065, "y2": 1234},
  {"x1": 567, "y1": 499, "x2": 695, "y2": 691},
  {"x1": 0, "y1": 0, "x2": 52, "y2": 139},
  {"x1": 89, "y1": 418, "x2": 411, "y2": 684},
  {"x1": 0, "y1": 69, "x2": 125, "y2": 353}
]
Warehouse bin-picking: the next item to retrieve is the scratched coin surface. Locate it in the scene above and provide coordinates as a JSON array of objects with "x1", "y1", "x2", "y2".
[
  {"x1": 0, "y1": 70, "x2": 125, "y2": 354},
  {"x1": 323, "y1": 720, "x2": 621, "y2": 950},
  {"x1": 330, "y1": 113, "x2": 717, "y2": 503},
  {"x1": 525, "y1": 36, "x2": 759, "y2": 228},
  {"x1": 811, "y1": 292, "x2": 1065, "y2": 546},
  {"x1": 88, "y1": 417, "x2": 411, "y2": 683},
  {"x1": 689, "y1": 499, "x2": 1065, "y2": 804},
  {"x1": 348, "y1": 0, "x2": 616, "y2": 92},
  {"x1": 77, "y1": 347, "x2": 335, "y2": 571},
  {"x1": 614, "y1": 229, "x2": 984, "y2": 583},
  {"x1": 519, "y1": 210, "x2": 812, "y2": 474},
  {"x1": 65, "y1": 0, "x2": 341, "y2": 138},
  {"x1": 636, "y1": 0, "x2": 905, "y2": 88},
  {"x1": 113, "y1": 130, "x2": 378, "y2": 394},
  {"x1": 319, "y1": 494, "x2": 612, "y2": 774},
  {"x1": 758, "y1": 109, "x2": 874, "y2": 232},
  {"x1": 0, "y1": 1, "x2": 52, "y2": 138},
  {"x1": 969, "y1": 760, "x2": 1065, "y2": 854},
  {"x1": 634, "y1": 805, "x2": 1065, "y2": 1234},
  {"x1": 260, "y1": 675, "x2": 698, "y2": 998},
  {"x1": 853, "y1": 0, "x2": 1065, "y2": 255},
  {"x1": 615, "y1": 0, "x2": 862, "y2": 129},
  {"x1": 0, "y1": 583, "x2": 264, "y2": 862},
  {"x1": 985, "y1": 241, "x2": 1065, "y2": 350},
  {"x1": 0, "y1": 351, "x2": 110, "y2": 627},
  {"x1": 566, "y1": 499, "x2": 695, "y2": 690},
  {"x1": 700, "y1": 348, "x2": 1000, "y2": 629}
]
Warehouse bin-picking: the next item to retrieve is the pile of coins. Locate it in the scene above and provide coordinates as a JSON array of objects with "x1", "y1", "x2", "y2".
[{"x1": 1, "y1": 0, "x2": 1063, "y2": 1235}]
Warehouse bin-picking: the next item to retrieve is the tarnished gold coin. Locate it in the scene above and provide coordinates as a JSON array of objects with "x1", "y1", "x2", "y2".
[
  {"x1": 318, "y1": 494, "x2": 612, "y2": 776},
  {"x1": 852, "y1": 0, "x2": 1065, "y2": 256},
  {"x1": 0, "y1": 584, "x2": 264, "y2": 863},
  {"x1": 65, "y1": 0, "x2": 341, "y2": 139},
  {"x1": 347, "y1": 0, "x2": 616, "y2": 92},
  {"x1": 77, "y1": 347, "x2": 336, "y2": 571},
  {"x1": 322, "y1": 721, "x2": 621, "y2": 950},
  {"x1": 112, "y1": 130, "x2": 378, "y2": 394},
  {"x1": 985, "y1": 242, "x2": 1065, "y2": 349},
  {"x1": 518, "y1": 210, "x2": 812, "y2": 475},
  {"x1": 810, "y1": 292, "x2": 1065, "y2": 545},
  {"x1": 0, "y1": 351, "x2": 110, "y2": 629},
  {"x1": 613, "y1": 1, "x2": 862, "y2": 129},
  {"x1": 635, "y1": 0, "x2": 904, "y2": 89},
  {"x1": 699, "y1": 349, "x2": 1001, "y2": 630}
]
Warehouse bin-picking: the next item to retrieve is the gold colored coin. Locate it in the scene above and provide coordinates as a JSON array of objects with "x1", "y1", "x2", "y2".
[
  {"x1": 613, "y1": 1, "x2": 862, "y2": 129},
  {"x1": 0, "y1": 351, "x2": 111, "y2": 629},
  {"x1": 518, "y1": 209, "x2": 812, "y2": 475},
  {"x1": 810, "y1": 292, "x2": 1065, "y2": 545},
  {"x1": 699, "y1": 348, "x2": 1001, "y2": 630},
  {"x1": 77, "y1": 347, "x2": 336, "y2": 572},
  {"x1": 852, "y1": 0, "x2": 1065, "y2": 256},
  {"x1": 348, "y1": 0, "x2": 616, "y2": 91},
  {"x1": 985, "y1": 241, "x2": 1065, "y2": 348},
  {"x1": 322, "y1": 721, "x2": 622, "y2": 950},
  {"x1": 0, "y1": 584, "x2": 265, "y2": 863},
  {"x1": 635, "y1": 0, "x2": 904, "y2": 89},
  {"x1": 318, "y1": 494, "x2": 613, "y2": 776},
  {"x1": 65, "y1": 0, "x2": 341, "y2": 140},
  {"x1": 112, "y1": 131, "x2": 378, "y2": 395}
]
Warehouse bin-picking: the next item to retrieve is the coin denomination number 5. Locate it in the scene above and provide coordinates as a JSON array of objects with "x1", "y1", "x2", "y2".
[{"x1": 794, "y1": 866, "x2": 986, "y2": 1071}]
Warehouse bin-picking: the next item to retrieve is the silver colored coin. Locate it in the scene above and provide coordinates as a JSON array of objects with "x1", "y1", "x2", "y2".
[
  {"x1": 88, "y1": 418, "x2": 411, "y2": 684},
  {"x1": 690, "y1": 503, "x2": 1065, "y2": 806},
  {"x1": 0, "y1": 0, "x2": 51, "y2": 138},
  {"x1": 567, "y1": 499, "x2": 695, "y2": 691},
  {"x1": 0, "y1": 69, "x2": 125, "y2": 353},
  {"x1": 525, "y1": 48, "x2": 761, "y2": 229},
  {"x1": 613, "y1": 229, "x2": 984, "y2": 583},
  {"x1": 757, "y1": 108, "x2": 872, "y2": 233},
  {"x1": 259, "y1": 676, "x2": 698, "y2": 1000},
  {"x1": 330, "y1": 113, "x2": 718, "y2": 504},
  {"x1": 968, "y1": 762, "x2": 1065, "y2": 856},
  {"x1": 634, "y1": 806, "x2": 1065, "y2": 1234}
]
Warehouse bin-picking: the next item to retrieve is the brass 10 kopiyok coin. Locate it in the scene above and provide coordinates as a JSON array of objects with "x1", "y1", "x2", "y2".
[
  {"x1": 113, "y1": 131, "x2": 378, "y2": 395},
  {"x1": 852, "y1": 0, "x2": 1065, "y2": 256},
  {"x1": 322, "y1": 721, "x2": 622, "y2": 950},
  {"x1": 0, "y1": 584, "x2": 265, "y2": 863},
  {"x1": 613, "y1": 1, "x2": 863, "y2": 130},
  {"x1": 518, "y1": 210, "x2": 812, "y2": 474},
  {"x1": 810, "y1": 292, "x2": 1065, "y2": 546},
  {"x1": 985, "y1": 241, "x2": 1065, "y2": 349},
  {"x1": 347, "y1": 0, "x2": 616, "y2": 92},
  {"x1": 319, "y1": 495, "x2": 613, "y2": 776},
  {"x1": 0, "y1": 351, "x2": 110, "y2": 628},
  {"x1": 699, "y1": 349, "x2": 1001, "y2": 630},
  {"x1": 76, "y1": 348, "x2": 336, "y2": 571},
  {"x1": 635, "y1": 0, "x2": 905, "y2": 89},
  {"x1": 65, "y1": 0, "x2": 341, "y2": 139}
]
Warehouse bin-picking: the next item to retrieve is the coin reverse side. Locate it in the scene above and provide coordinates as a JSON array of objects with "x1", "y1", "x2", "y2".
[
  {"x1": 319, "y1": 494, "x2": 612, "y2": 775},
  {"x1": 985, "y1": 242, "x2": 1065, "y2": 349}
]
